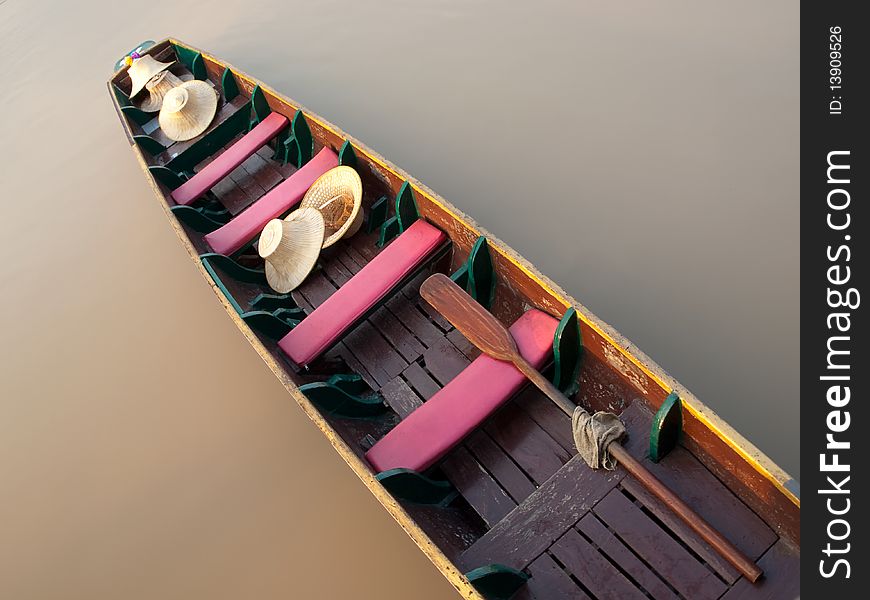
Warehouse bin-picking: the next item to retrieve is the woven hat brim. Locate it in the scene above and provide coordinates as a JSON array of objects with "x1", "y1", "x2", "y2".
[
  {"x1": 263, "y1": 209, "x2": 326, "y2": 293},
  {"x1": 129, "y1": 58, "x2": 174, "y2": 98},
  {"x1": 136, "y1": 72, "x2": 184, "y2": 113},
  {"x1": 158, "y1": 81, "x2": 219, "y2": 142},
  {"x1": 300, "y1": 166, "x2": 363, "y2": 248}
]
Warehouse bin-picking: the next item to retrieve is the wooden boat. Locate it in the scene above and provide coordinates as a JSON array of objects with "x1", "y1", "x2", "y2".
[{"x1": 109, "y1": 39, "x2": 800, "y2": 599}]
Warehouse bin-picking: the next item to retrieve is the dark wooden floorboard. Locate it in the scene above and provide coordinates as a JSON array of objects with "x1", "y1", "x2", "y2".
[
  {"x1": 370, "y1": 308, "x2": 426, "y2": 363},
  {"x1": 720, "y1": 538, "x2": 799, "y2": 600},
  {"x1": 617, "y1": 402, "x2": 777, "y2": 579},
  {"x1": 442, "y1": 448, "x2": 517, "y2": 528},
  {"x1": 485, "y1": 403, "x2": 572, "y2": 486},
  {"x1": 550, "y1": 528, "x2": 648, "y2": 600},
  {"x1": 593, "y1": 489, "x2": 727, "y2": 600},
  {"x1": 386, "y1": 295, "x2": 446, "y2": 347},
  {"x1": 423, "y1": 336, "x2": 471, "y2": 385},
  {"x1": 459, "y1": 454, "x2": 624, "y2": 572},
  {"x1": 514, "y1": 553, "x2": 591, "y2": 600},
  {"x1": 342, "y1": 321, "x2": 406, "y2": 388},
  {"x1": 446, "y1": 328, "x2": 480, "y2": 361},
  {"x1": 514, "y1": 386, "x2": 576, "y2": 453},
  {"x1": 401, "y1": 362, "x2": 441, "y2": 400},
  {"x1": 465, "y1": 431, "x2": 536, "y2": 503},
  {"x1": 576, "y1": 514, "x2": 678, "y2": 600}
]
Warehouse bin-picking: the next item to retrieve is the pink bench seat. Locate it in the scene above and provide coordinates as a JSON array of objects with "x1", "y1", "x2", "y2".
[
  {"x1": 279, "y1": 219, "x2": 448, "y2": 366},
  {"x1": 204, "y1": 147, "x2": 338, "y2": 256},
  {"x1": 365, "y1": 309, "x2": 559, "y2": 474},
  {"x1": 171, "y1": 112, "x2": 289, "y2": 205}
]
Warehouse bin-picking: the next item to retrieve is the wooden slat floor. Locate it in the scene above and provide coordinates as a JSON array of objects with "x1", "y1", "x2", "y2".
[{"x1": 174, "y1": 121, "x2": 799, "y2": 600}]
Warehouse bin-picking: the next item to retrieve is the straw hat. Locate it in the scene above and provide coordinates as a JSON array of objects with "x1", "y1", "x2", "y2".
[
  {"x1": 258, "y1": 208, "x2": 326, "y2": 293},
  {"x1": 158, "y1": 81, "x2": 219, "y2": 142},
  {"x1": 128, "y1": 54, "x2": 173, "y2": 98},
  {"x1": 136, "y1": 71, "x2": 184, "y2": 113},
  {"x1": 300, "y1": 166, "x2": 363, "y2": 248}
]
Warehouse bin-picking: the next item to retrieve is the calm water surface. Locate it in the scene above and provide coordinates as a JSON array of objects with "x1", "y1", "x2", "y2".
[{"x1": 0, "y1": 1, "x2": 798, "y2": 598}]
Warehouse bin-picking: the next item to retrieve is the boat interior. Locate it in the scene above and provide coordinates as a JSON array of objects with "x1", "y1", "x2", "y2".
[{"x1": 110, "y1": 39, "x2": 800, "y2": 600}]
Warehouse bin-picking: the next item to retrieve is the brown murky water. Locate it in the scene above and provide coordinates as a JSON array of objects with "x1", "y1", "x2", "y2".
[{"x1": 0, "y1": 1, "x2": 798, "y2": 598}]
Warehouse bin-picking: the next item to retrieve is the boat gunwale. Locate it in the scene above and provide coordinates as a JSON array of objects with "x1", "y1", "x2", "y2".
[{"x1": 108, "y1": 38, "x2": 798, "y2": 590}]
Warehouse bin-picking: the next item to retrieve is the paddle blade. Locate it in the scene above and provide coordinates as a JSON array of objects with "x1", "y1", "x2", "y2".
[{"x1": 420, "y1": 273, "x2": 519, "y2": 362}]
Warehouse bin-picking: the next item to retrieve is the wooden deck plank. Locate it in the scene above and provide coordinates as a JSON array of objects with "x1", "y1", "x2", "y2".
[
  {"x1": 550, "y1": 528, "x2": 647, "y2": 600},
  {"x1": 485, "y1": 403, "x2": 572, "y2": 485},
  {"x1": 386, "y1": 295, "x2": 446, "y2": 348},
  {"x1": 422, "y1": 336, "x2": 470, "y2": 386},
  {"x1": 618, "y1": 403, "x2": 778, "y2": 567},
  {"x1": 442, "y1": 448, "x2": 517, "y2": 528},
  {"x1": 227, "y1": 162, "x2": 266, "y2": 212},
  {"x1": 401, "y1": 362, "x2": 442, "y2": 400},
  {"x1": 296, "y1": 271, "x2": 336, "y2": 306},
  {"x1": 513, "y1": 553, "x2": 592, "y2": 600},
  {"x1": 593, "y1": 489, "x2": 727, "y2": 600},
  {"x1": 620, "y1": 477, "x2": 740, "y2": 583},
  {"x1": 379, "y1": 376, "x2": 423, "y2": 420},
  {"x1": 458, "y1": 454, "x2": 624, "y2": 572},
  {"x1": 342, "y1": 321, "x2": 406, "y2": 388},
  {"x1": 720, "y1": 539, "x2": 799, "y2": 600},
  {"x1": 514, "y1": 386, "x2": 576, "y2": 453},
  {"x1": 321, "y1": 252, "x2": 354, "y2": 287},
  {"x1": 465, "y1": 431, "x2": 536, "y2": 503},
  {"x1": 370, "y1": 308, "x2": 426, "y2": 363},
  {"x1": 446, "y1": 328, "x2": 480, "y2": 361},
  {"x1": 240, "y1": 151, "x2": 284, "y2": 194},
  {"x1": 209, "y1": 173, "x2": 251, "y2": 215},
  {"x1": 576, "y1": 514, "x2": 678, "y2": 600},
  {"x1": 458, "y1": 406, "x2": 650, "y2": 572}
]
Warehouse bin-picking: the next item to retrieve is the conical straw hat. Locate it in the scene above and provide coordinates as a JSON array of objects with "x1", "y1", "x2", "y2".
[
  {"x1": 300, "y1": 166, "x2": 363, "y2": 248},
  {"x1": 158, "y1": 81, "x2": 218, "y2": 142},
  {"x1": 136, "y1": 71, "x2": 184, "y2": 113},
  {"x1": 128, "y1": 54, "x2": 173, "y2": 98},
  {"x1": 258, "y1": 208, "x2": 326, "y2": 293}
]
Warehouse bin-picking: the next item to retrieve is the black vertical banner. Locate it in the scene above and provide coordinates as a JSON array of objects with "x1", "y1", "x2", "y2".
[{"x1": 802, "y1": 1, "x2": 868, "y2": 596}]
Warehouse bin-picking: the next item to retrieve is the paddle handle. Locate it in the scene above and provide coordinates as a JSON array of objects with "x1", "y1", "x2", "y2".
[
  {"x1": 514, "y1": 358, "x2": 577, "y2": 416},
  {"x1": 513, "y1": 356, "x2": 762, "y2": 583},
  {"x1": 609, "y1": 444, "x2": 762, "y2": 582}
]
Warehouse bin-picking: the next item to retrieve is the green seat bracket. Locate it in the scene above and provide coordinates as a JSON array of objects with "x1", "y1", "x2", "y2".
[
  {"x1": 281, "y1": 109, "x2": 314, "y2": 168},
  {"x1": 200, "y1": 253, "x2": 305, "y2": 340},
  {"x1": 121, "y1": 105, "x2": 152, "y2": 127},
  {"x1": 464, "y1": 564, "x2": 530, "y2": 600},
  {"x1": 375, "y1": 468, "x2": 458, "y2": 506},
  {"x1": 170, "y1": 205, "x2": 224, "y2": 233},
  {"x1": 250, "y1": 293, "x2": 303, "y2": 317},
  {"x1": 240, "y1": 310, "x2": 300, "y2": 340},
  {"x1": 134, "y1": 134, "x2": 167, "y2": 157},
  {"x1": 221, "y1": 67, "x2": 240, "y2": 102},
  {"x1": 649, "y1": 391, "x2": 682, "y2": 462},
  {"x1": 551, "y1": 307, "x2": 583, "y2": 397},
  {"x1": 450, "y1": 237, "x2": 496, "y2": 310},
  {"x1": 378, "y1": 182, "x2": 420, "y2": 247},
  {"x1": 172, "y1": 44, "x2": 207, "y2": 80},
  {"x1": 149, "y1": 165, "x2": 186, "y2": 189},
  {"x1": 300, "y1": 381, "x2": 386, "y2": 418},
  {"x1": 249, "y1": 84, "x2": 270, "y2": 128},
  {"x1": 338, "y1": 140, "x2": 358, "y2": 170},
  {"x1": 326, "y1": 373, "x2": 369, "y2": 395},
  {"x1": 366, "y1": 196, "x2": 389, "y2": 233}
]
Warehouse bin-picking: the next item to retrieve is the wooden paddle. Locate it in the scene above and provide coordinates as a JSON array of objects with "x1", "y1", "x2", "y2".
[{"x1": 420, "y1": 273, "x2": 763, "y2": 583}]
